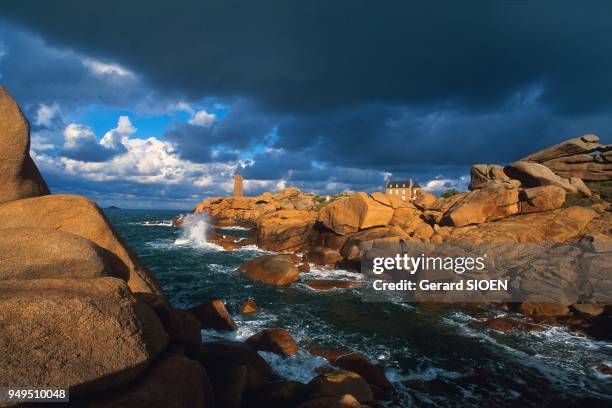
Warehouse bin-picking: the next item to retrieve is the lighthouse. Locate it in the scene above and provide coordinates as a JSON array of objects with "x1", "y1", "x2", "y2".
[{"x1": 233, "y1": 173, "x2": 244, "y2": 197}]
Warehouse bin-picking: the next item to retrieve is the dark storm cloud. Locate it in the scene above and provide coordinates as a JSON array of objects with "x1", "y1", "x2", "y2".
[
  {"x1": 2, "y1": 1, "x2": 612, "y2": 116},
  {"x1": 2, "y1": 0, "x2": 612, "y2": 201},
  {"x1": 164, "y1": 100, "x2": 275, "y2": 162}
]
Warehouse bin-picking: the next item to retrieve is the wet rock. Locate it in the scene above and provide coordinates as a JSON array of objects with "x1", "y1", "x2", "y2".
[
  {"x1": 303, "y1": 370, "x2": 374, "y2": 403},
  {"x1": 307, "y1": 246, "x2": 344, "y2": 266},
  {"x1": 239, "y1": 299, "x2": 260, "y2": 314},
  {"x1": 198, "y1": 340, "x2": 272, "y2": 391},
  {"x1": 298, "y1": 263, "x2": 311, "y2": 273},
  {"x1": 0, "y1": 227, "x2": 112, "y2": 280},
  {"x1": 189, "y1": 299, "x2": 238, "y2": 331},
  {"x1": 245, "y1": 328, "x2": 299, "y2": 356},
  {"x1": 572, "y1": 303, "x2": 605, "y2": 317},
  {"x1": 237, "y1": 254, "x2": 300, "y2": 286},
  {"x1": 481, "y1": 317, "x2": 544, "y2": 332},
  {"x1": 333, "y1": 355, "x2": 393, "y2": 395},
  {"x1": 0, "y1": 194, "x2": 165, "y2": 296},
  {"x1": 0, "y1": 86, "x2": 50, "y2": 205},
  {"x1": 0, "y1": 278, "x2": 168, "y2": 397},
  {"x1": 306, "y1": 280, "x2": 362, "y2": 291}
]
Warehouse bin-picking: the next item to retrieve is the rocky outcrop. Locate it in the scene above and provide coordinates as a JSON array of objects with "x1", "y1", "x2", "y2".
[
  {"x1": 0, "y1": 88, "x2": 216, "y2": 406},
  {"x1": 0, "y1": 194, "x2": 164, "y2": 295},
  {"x1": 318, "y1": 192, "x2": 394, "y2": 235},
  {"x1": 0, "y1": 86, "x2": 50, "y2": 205},
  {"x1": 441, "y1": 183, "x2": 520, "y2": 227},
  {"x1": 519, "y1": 186, "x2": 566, "y2": 214},
  {"x1": 504, "y1": 161, "x2": 587, "y2": 196},
  {"x1": 522, "y1": 134, "x2": 611, "y2": 181},
  {"x1": 0, "y1": 278, "x2": 168, "y2": 397},
  {"x1": 255, "y1": 209, "x2": 317, "y2": 252},
  {"x1": 0, "y1": 228, "x2": 112, "y2": 280},
  {"x1": 468, "y1": 164, "x2": 511, "y2": 190},
  {"x1": 237, "y1": 254, "x2": 300, "y2": 286},
  {"x1": 194, "y1": 188, "x2": 316, "y2": 226}
]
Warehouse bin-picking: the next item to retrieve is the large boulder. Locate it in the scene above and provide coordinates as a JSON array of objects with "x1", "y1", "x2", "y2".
[
  {"x1": 0, "y1": 86, "x2": 50, "y2": 205},
  {"x1": 519, "y1": 186, "x2": 566, "y2": 214},
  {"x1": 0, "y1": 278, "x2": 168, "y2": 397},
  {"x1": 0, "y1": 194, "x2": 164, "y2": 295},
  {"x1": 255, "y1": 209, "x2": 317, "y2": 252},
  {"x1": 0, "y1": 227, "x2": 112, "y2": 280},
  {"x1": 237, "y1": 254, "x2": 300, "y2": 286},
  {"x1": 504, "y1": 161, "x2": 582, "y2": 195},
  {"x1": 440, "y1": 186, "x2": 520, "y2": 227},
  {"x1": 188, "y1": 299, "x2": 237, "y2": 331},
  {"x1": 245, "y1": 328, "x2": 299, "y2": 356},
  {"x1": 318, "y1": 192, "x2": 394, "y2": 235},
  {"x1": 468, "y1": 164, "x2": 511, "y2": 190},
  {"x1": 88, "y1": 353, "x2": 214, "y2": 408}
]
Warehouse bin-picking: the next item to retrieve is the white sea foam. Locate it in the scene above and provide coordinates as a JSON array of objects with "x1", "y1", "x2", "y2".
[
  {"x1": 302, "y1": 265, "x2": 364, "y2": 281},
  {"x1": 173, "y1": 212, "x2": 220, "y2": 249},
  {"x1": 259, "y1": 351, "x2": 330, "y2": 383}
]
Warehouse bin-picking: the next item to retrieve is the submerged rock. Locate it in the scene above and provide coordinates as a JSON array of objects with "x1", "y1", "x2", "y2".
[
  {"x1": 245, "y1": 328, "x2": 299, "y2": 356},
  {"x1": 239, "y1": 299, "x2": 260, "y2": 314},
  {"x1": 306, "y1": 280, "x2": 362, "y2": 291}
]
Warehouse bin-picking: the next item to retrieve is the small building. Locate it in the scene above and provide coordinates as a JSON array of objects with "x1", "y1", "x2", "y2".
[
  {"x1": 233, "y1": 173, "x2": 244, "y2": 197},
  {"x1": 385, "y1": 179, "x2": 418, "y2": 201}
]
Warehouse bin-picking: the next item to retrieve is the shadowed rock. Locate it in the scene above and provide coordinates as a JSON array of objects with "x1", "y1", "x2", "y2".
[{"x1": 0, "y1": 86, "x2": 50, "y2": 205}]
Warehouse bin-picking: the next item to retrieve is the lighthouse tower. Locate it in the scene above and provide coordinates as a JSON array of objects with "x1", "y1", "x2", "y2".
[{"x1": 233, "y1": 173, "x2": 244, "y2": 197}]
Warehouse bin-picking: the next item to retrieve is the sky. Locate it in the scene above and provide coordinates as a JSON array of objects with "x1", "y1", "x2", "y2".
[{"x1": 0, "y1": 1, "x2": 610, "y2": 209}]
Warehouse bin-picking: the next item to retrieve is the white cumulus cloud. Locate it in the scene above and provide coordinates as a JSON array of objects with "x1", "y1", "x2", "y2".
[{"x1": 188, "y1": 110, "x2": 217, "y2": 127}]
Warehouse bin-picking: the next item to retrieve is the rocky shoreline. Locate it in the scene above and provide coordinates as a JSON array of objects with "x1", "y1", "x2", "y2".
[
  {"x1": 2, "y1": 83, "x2": 611, "y2": 407},
  {"x1": 193, "y1": 135, "x2": 611, "y2": 346}
]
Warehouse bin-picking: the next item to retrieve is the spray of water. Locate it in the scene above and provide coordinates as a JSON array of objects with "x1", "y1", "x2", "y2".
[{"x1": 174, "y1": 212, "x2": 216, "y2": 248}]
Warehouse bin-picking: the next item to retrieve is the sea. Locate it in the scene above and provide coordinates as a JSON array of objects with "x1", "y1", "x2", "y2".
[{"x1": 105, "y1": 208, "x2": 612, "y2": 407}]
